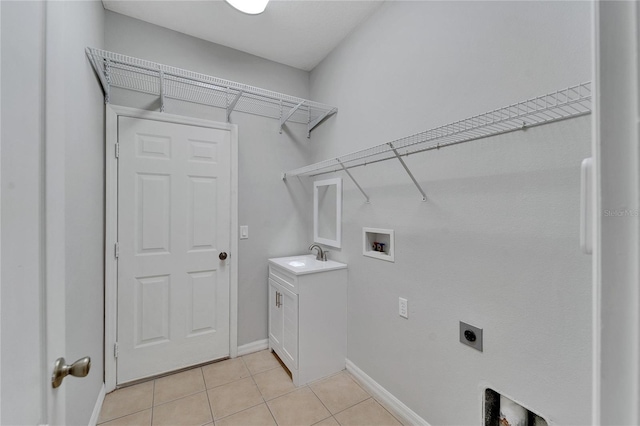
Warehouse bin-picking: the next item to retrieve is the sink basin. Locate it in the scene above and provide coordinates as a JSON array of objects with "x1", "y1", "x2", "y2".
[{"x1": 268, "y1": 255, "x2": 347, "y2": 276}]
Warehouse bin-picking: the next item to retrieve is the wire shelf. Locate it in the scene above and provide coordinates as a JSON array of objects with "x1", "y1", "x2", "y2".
[
  {"x1": 285, "y1": 82, "x2": 592, "y2": 179},
  {"x1": 86, "y1": 47, "x2": 338, "y2": 135}
]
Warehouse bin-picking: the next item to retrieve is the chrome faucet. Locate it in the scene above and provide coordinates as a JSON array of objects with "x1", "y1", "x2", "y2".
[{"x1": 309, "y1": 244, "x2": 327, "y2": 261}]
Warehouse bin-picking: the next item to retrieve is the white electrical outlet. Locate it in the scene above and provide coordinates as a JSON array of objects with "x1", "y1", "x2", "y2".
[
  {"x1": 240, "y1": 226, "x2": 249, "y2": 239},
  {"x1": 399, "y1": 297, "x2": 408, "y2": 319}
]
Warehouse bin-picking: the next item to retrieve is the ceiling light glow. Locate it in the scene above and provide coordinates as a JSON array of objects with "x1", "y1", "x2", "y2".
[{"x1": 224, "y1": 0, "x2": 269, "y2": 15}]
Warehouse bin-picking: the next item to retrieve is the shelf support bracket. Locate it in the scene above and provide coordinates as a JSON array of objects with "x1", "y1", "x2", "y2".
[
  {"x1": 307, "y1": 108, "x2": 334, "y2": 138},
  {"x1": 337, "y1": 159, "x2": 370, "y2": 203},
  {"x1": 280, "y1": 100, "x2": 305, "y2": 134},
  {"x1": 159, "y1": 68, "x2": 166, "y2": 112},
  {"x1": 388, "y1": 143, "x2": 427, "y2": 201},
  {"x1": 104, "y1": 59, "x2": 112, "y2": 104},
  {"x1": 226, "y1": 89, "x2": 244, "y2": 122}
]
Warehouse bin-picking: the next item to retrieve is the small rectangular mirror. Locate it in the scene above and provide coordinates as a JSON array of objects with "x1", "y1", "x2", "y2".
[{"x1": 314, "y1": 177, "x2": 342, "y2": 248}]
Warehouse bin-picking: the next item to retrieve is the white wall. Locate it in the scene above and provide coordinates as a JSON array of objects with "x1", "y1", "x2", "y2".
[
  {"x1": 105, "y1": 11, "x2": 314, "y2": 345},
  {"x1": 1, "y1": 2, "x2": 47, "y2": 424},
  {"x1": 309, "y1": 2, "x2": 592, "y2": 424}
]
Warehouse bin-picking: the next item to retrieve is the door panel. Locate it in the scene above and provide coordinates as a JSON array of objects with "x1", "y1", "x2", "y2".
[
  {"x1": 136, "y1": 275, "x2": 170, "y2": 346},
  {"x1": 137, "y1": 173, "x2": 171, "y2": 254},
  {"x1": 187, "y1": 270, "x2": 218, "y2": 335},
  {"x1": 269, "y1": 279, "x2": 283, "y2": 348},
  {"x1": 188, "y1": 177, "x2": 217, "y2": 251},
  {"x1": 280, "y1": 285, "x2": 298, "y2": 369},
  {"x1": 117, "y1": 117, "x2": 231, "y2": 384}
]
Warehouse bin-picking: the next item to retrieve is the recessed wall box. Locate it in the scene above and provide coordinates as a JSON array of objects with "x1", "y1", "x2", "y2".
[{"x1": 363, "y1": 228, "x2": 394, "y2": 262}]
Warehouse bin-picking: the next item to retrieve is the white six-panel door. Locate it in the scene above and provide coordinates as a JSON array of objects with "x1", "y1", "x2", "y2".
[{"x1": 117, "y1": 117, "x2": 231, "y2": 384}]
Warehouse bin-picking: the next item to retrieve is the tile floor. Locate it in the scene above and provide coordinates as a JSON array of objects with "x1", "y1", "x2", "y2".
[{"x1": 98, "y1": 350, "x2": 404, "y2": 426}]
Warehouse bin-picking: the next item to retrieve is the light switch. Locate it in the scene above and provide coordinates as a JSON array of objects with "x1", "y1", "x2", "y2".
[
  {"x1": 399, "y1": 297, "x2": 408, "y2": 319},
  {"x1": 240, "y1": 226, "x2": 249, "y2": 239}
]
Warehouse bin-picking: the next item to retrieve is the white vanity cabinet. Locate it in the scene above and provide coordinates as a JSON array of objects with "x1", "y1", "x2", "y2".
[{"x1": 268, "y1": 255, "x2": 347, "y2": 386}]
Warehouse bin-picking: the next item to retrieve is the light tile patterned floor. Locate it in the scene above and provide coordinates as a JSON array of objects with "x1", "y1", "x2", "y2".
[{"x1": 98, "y1": 350, "x2": 403, "y2": 426}]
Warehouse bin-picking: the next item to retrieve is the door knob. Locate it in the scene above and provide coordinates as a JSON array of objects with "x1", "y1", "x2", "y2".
[
  {"x1": 51, "y1": 356, "x2": 91, "y2": 388},
  {"x1": 219, "y1": 252, "x2": 228, "y2": 260}
]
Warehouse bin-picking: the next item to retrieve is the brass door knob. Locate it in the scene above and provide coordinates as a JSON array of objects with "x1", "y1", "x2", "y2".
[{"x1": 51, "y1": 356, "x2": 91, "y2": 388}]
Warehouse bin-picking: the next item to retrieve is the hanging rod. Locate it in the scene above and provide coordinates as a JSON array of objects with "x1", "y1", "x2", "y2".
[
  {"x1": 85, "y1": 47, "x2": 338, "y2": 137},
  {"x1": 283, "y1": 82, "x2": 592, "y2": 200}
]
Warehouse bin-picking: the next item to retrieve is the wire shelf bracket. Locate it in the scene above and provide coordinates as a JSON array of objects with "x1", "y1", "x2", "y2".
[
  {"x1": 159, "y1": 68, "x2": 166, "y2": 112},
  {"x1": 280, "y1": 100, "x2": 305, "y2": 134},
  {"x1": 389, "y1": 142, "x2": 427, "y2": 201},
  {"x1": 307, "y1": 109, "x2": 334, "y2": 138},
  {"x1": 226, "y1": 89, "x2": 244, "y2": 122},
  {"x1": 104, "y1": 59, "x2": 112, "y2": 104},
  {"x1": 85, "y1": 47, "x2": 338, "y2": 136},
  {"x1": 284, "y1": 82, "x2": 592, "y2": 202},
  {"x1": 337, "y1": 159, "x2": 370, "y2": 203}
]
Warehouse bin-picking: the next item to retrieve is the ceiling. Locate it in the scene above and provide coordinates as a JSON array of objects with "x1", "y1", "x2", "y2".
[{"x1": 102, "y1": 0, "x2": 384, "y2": 71}]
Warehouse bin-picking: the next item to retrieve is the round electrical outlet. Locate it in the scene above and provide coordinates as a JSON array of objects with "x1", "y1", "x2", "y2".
[{"x1": 464, "y1": 330, "x2": 476, "y2": 342}]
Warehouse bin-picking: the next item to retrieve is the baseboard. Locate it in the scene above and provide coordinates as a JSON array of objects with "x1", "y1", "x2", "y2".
[
  {"x1": 346, "y1": 359, "x2": 430, "y2": 426},
  {"x1": 88, "y1": 383, "x2": 106, "y2": 426},
  {"x1": 237, "y1": 339, "x2": 269, "y2": 356}
]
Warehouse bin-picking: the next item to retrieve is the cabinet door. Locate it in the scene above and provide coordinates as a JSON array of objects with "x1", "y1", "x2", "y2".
[
  {"x1": 268, "y1": 279, "x2": 283, "y2": 349},
  {"x1": 280, "y1": 285, "x2": 299, "y2": 369}
]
